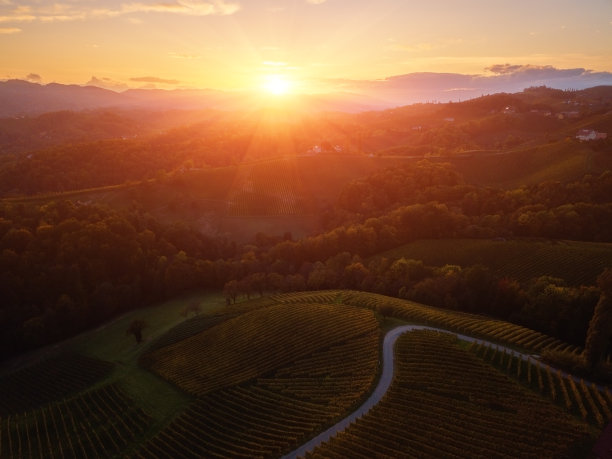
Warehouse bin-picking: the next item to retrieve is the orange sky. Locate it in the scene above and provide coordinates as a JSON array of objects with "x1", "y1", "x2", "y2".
[{"x1": 1, "y1": 0, "x2": 611, "y2": 93}]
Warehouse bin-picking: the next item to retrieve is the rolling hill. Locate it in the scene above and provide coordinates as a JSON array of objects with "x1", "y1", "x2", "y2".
[{"x1": 0, "y1": 291, "x2": 604, "y2": 457}]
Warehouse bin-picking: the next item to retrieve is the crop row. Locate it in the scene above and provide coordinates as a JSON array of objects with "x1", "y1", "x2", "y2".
[
  {"x1": 470, "y1": 340, "x2": 612, "y2": 426},
  {"x1": 270, "y1": 290, "x2": 346, "y2": 305},
  {"x1": 0, "y1": 383, "x2": 150, "y2": 458},
  {"x1": 145, "y1": 302, "x2": 378, "y2": 396},
  {"x1": 307, "y1": 330, "x2": 594, "y2": 458},
  {"x1": 0, "y1": 353, "x2": 114, "y2": 415},
  {"x1": 141, "y1": 313, "x2": 236, "y2": 357},
  {"x1": 273, "y1": 289, "x2": 579, "y2": 354},
  {"x1": 136, "y1": 328, "x2": 379, "y2": 458},
  {"x1": 227, "y1": 161, "x2": 306, "y2": 217}
]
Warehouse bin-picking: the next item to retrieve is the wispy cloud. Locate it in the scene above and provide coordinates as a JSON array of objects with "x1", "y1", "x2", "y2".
[
  {"x1": 0, "y1": 5, "x2": 35, "y2": 23},
  {"x1": 484, "y1": 63, "x2": 589, "y2": 80},
  {"x1": 316, "y1": 64, "x2": 612, "y2": 105},
  {"x1": 0, "y1": 1, "x2": 240, "y2": 25},
  {"x1": 0, "y1": 26, "x2": 19, "y2": 33},
  {"x1": 86, "y1": 76, "x2": 129, "y2": 92},
  {"x1": 25, "y1": 72, "x2": 41, "y2": 82},
  {"x1": 120, "y1": 1, "x2": 240, "y2": 16},
  {"x1": 130, "y1": 76, "x2": 180, "y2": 84},
  {"x1": 306, "y1": 0, "x2": 327, "y2": 4}
]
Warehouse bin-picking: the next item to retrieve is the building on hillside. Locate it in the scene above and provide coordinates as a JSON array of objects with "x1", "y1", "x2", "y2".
[{"x1": 576, "y1": 129, "x2": 608, "y2": 141}]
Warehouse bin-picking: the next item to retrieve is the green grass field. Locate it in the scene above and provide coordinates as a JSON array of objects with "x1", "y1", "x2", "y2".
[{"x1": 376, "y1": 238, "x2": 612, "y2": 285}]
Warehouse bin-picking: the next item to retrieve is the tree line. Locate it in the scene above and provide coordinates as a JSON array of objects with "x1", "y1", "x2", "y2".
[{"x1": 2, "y1": 163, "x2": 612, "y2": 361}]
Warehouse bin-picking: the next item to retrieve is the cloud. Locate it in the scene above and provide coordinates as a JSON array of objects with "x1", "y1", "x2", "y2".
[
  {"x1": 316, "y1": 64, "x2": 612, "y2": 106},
  {"x1": 0, "y1": 26, "x2": 19, "y2": 32},
  {"x1": 485, "y1": 63, "x2": 585, "y2": 79},
  {"x1": 25, "y1": 73, "x2": 41, "y2": 82},
  {"x1": 120, "y1": 1, "x2": 240, "y2": 16},
  {"x1": 485, "y1": 64, "x2": 525, "y2": 75},
  {"x1": 306, "y1": 0, "x2": 327, "y2": 4},
  {"x1": 86, "y1": 76, "x2": 129, "y2": 92},
  {"x1": 130, "y1": 76, "x2": 180, "y2": 85},
  {"x1": 0, "y1": 1, "x2": 240, "y2": 24}
]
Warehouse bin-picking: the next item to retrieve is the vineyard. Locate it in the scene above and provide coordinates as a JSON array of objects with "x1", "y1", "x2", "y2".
[
  {"x1": 469, "y1": 340, "x2": 612, "y2": 427},
  {"x1": 272, "y1": 290, "x2": 581, "y2": 354},
  {"x1": 0, "y1": 383, "x2": 151, "y2": 458},
  {"x1": 307, "y1": 330, "x2": 596, "y2": 458},
  {"x1": 378, "y1": 238, "x2": 612, "y2": 285},
  {"x1": 0, "y1": 353, "x2": 114, "y2": 415},
  {"x1": 226, "y1": 159, "x2": 310, "y2": 217},
  {"x1": 141, "y1": 313, "x2": 238, "y2": 356},
  {"x1": 0, "y1": 290, "x2": 605, "y2": 457},
  {"x1": 143, "y1": 302, "x2": 379, "y2": 396},
  {"x1": 136, "y1": 329, "x2": 379, "y2": 458}
]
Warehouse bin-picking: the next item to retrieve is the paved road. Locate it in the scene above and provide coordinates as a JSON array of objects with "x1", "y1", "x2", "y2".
[{"x1": 281, "y1": 324, "x2": 603, "y2": 459}]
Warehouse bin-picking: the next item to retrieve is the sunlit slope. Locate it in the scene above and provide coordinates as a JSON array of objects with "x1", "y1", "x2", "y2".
[
  {"x1": 143, "y1": 302, "x2": 378, "y2": 396},
  {"x1": 377, "y1": 238, "x2": 612, "y2": 285},
  {"x1": 226, "y1": 157, "x2": 311, "y2": 216},
  {"x1": 447, "y1": 140, "x2": 612, "y2": 188}
]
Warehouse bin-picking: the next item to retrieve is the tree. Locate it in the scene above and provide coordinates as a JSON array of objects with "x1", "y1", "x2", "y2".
[
  {"x1": 126, "y1": 319, "x2": 147, "y2": 344},
  {"x1": 584, "y1": 268, "x2": 612, "y2": 369},
  {"x1": 223, "y1": 279, "x2": 238, "y2": 305}
]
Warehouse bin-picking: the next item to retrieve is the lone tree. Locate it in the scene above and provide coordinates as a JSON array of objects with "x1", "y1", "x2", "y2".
[
  {"x1": 584, "y1": 268, "x2": 612, "y2": 369},
  {"x1": 126, "y1": 319, "x2": 147, "y2": 344}
]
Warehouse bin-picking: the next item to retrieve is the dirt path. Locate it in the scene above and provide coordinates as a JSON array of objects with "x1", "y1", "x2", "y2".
[{"x1": 282, "y1": 324, "x2": 600, "y2": 459}]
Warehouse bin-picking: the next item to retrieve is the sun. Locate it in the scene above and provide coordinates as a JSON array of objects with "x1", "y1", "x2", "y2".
[{"x1": 263, "y1": 74, "x2": 292, "y2": 95}]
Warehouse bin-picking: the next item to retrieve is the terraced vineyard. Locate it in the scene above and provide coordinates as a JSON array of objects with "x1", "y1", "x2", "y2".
[
  {"x1": 470, "y1": 341, "x2": 612, "y2": 427},
  {"x1": 0, "y1": 291, "x2": 603, "y2": 457},
  {"x1": 136, "y1": 330, "x2": 379, "y2": 458},
  {"x1": 226, "y1": 159, "x2": 310, "y2": 216},
  {"x1": 273, "y1": 290, "x2": 580, "y2": 354},
  {"x1": 307, "y1": 330, "x2": 595, "y2": 458},
  {"x1": 142, "y1": 313, "x2": 238, "y2": 355},
  {"x1": 143, "y1": 302, "x2": 378, "y2": 396},
  {"x1": 0, "y1": 383, "x2": 151, "y2": 458},
  {"x1": 0, "y1": 353, "x2": 114, "y2": 415}
]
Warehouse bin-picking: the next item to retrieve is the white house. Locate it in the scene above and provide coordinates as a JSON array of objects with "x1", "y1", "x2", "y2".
[{"x1": 576, "y1": 129, "x2": 608, "y2": 141}]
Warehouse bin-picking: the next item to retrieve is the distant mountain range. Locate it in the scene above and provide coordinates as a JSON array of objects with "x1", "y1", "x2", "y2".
[
  {"x1": 2, "y1": 65, "x2": 612, "y2": 117},
  {"x1": 0, "y1": 79, "x2": 380, "y2": 117}
]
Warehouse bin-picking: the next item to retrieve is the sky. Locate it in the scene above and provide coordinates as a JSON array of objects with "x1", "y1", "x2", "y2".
[{"x1": 1, "y1": 0, "x2": 612, "y2": 95}]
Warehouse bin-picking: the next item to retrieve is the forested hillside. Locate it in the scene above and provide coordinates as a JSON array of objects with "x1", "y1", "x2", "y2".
[{"x1": 1, "y1": 86, "x2": 611, "y2": 361}]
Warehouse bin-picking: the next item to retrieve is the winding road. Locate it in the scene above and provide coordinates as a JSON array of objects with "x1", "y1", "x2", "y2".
[{"x1": 281, "y1": 324, "x2": 602, "y2": 459}]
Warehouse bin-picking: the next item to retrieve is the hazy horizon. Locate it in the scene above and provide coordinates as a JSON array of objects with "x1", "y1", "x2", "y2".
[{"x1": 1, "y1": 0, "x2": 611, "y2": 97}]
